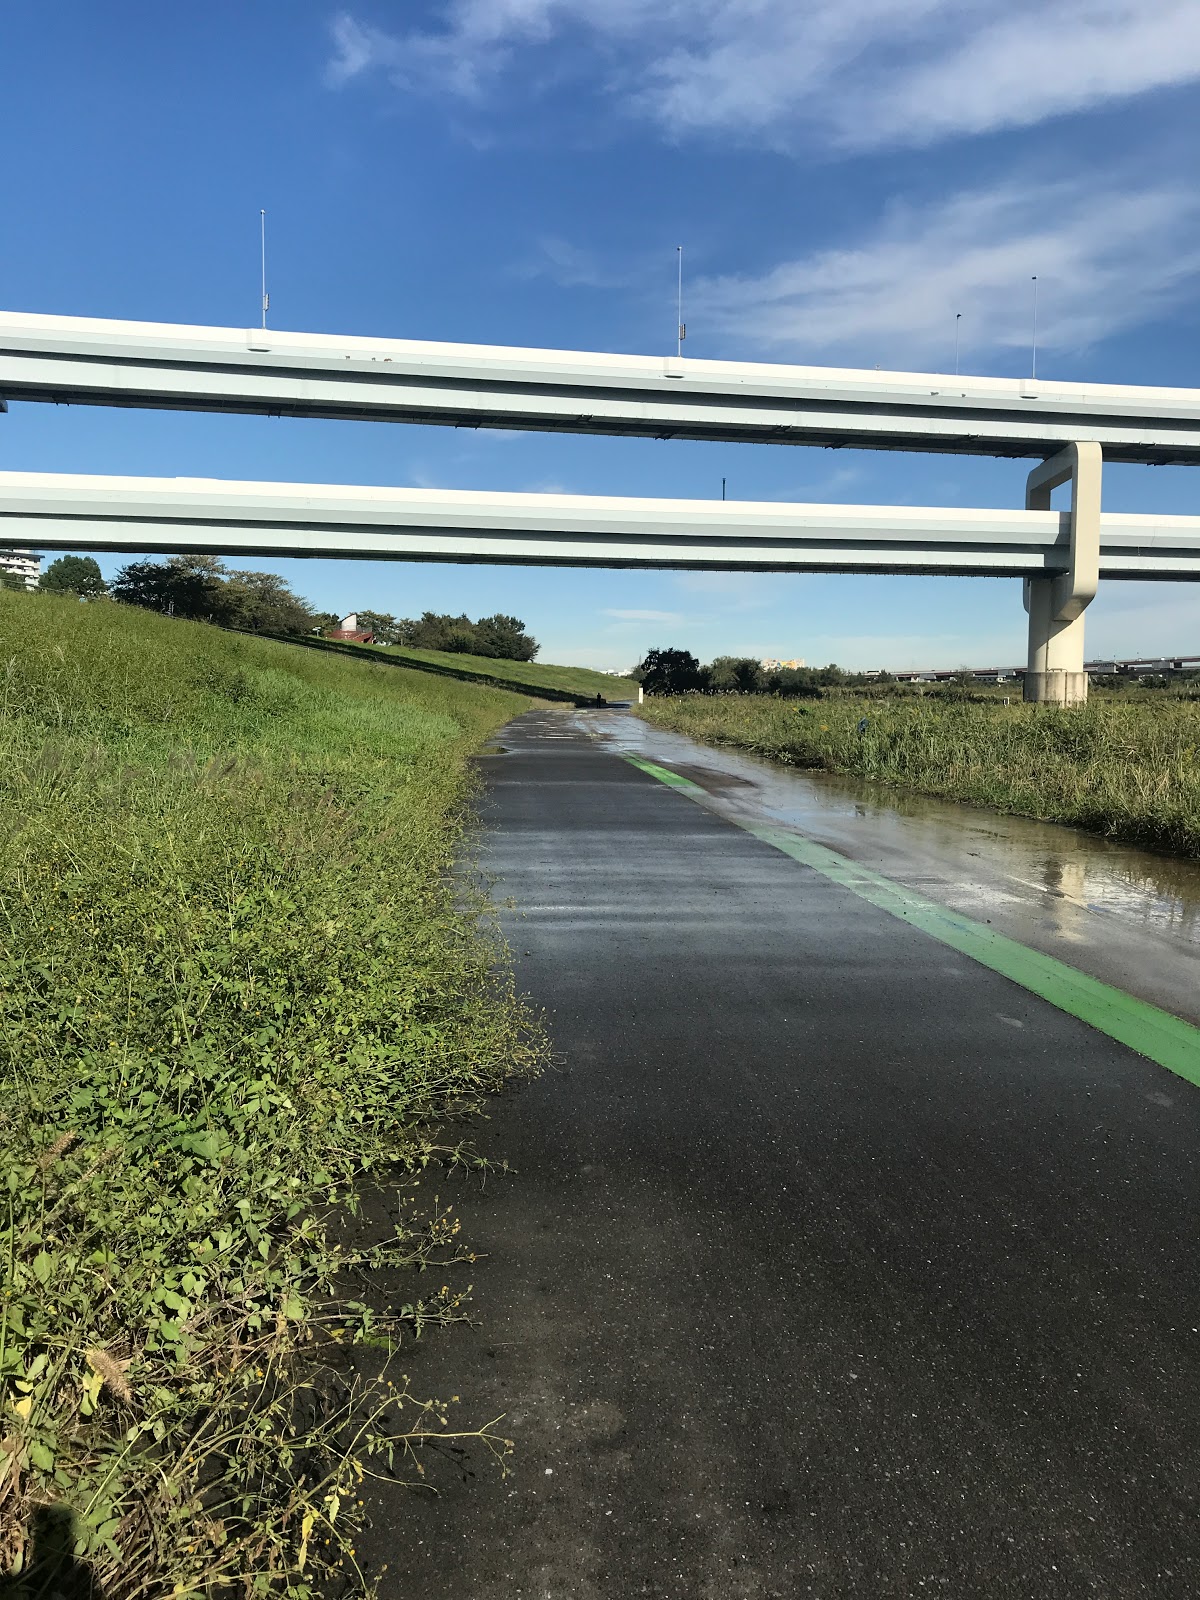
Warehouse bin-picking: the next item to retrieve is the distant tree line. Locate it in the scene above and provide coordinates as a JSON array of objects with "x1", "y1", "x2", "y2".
[
  {"x1": 13, "y1": 558, "x2": 542, "y2": 660},
  {"x1": 635, "y1": 649, "x2": 1200, "y2": 699},
  {"x1": 109, "y1": 556, "x2": 335, "y2": 633},
  {"x1": 25, "y1": 554, "x2": 335, "y2": 634},
  {"x1": 635, "y1": 647, "x2": 879, "y2": 697},
  {"x1": 355, "y1": 610, "x2": 538, "y2": 661}
]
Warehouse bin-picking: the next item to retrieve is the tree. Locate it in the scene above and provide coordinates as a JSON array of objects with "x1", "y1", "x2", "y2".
[
  {"x1": 355, "y1": 610, "x2": 401, "y2": 644},
  {"x1": 707, "y1": 656, "x2": 763, "y2": 693},
  {"x1": 473, "y1": 614, "x2": 538, "y2": 661},
  {"x1": 108, "y1": 556, "x2": 324, "y2": 634},
  {"x1": 442, "y1": 624, "x2": 481, "y2": 654},
  {"x1": 110, "y1": 555, "x2": 232, "y2": 620},
  {"x1": 390, "y1": 611, "x2": 538, "y2": 658},
  {"x1": 40, "y1": 555, "x2": 108, "y2": 598},
  {"x1": 815, "y1": 662, "x2": 848, "y2": 686},
  {"x1": 397, "y1": 611, "x2": 475, "y2": 651},
  {"x1": 222, "y1": 570, "x2": 318, "y2": 635},
  {"x1": 637, "y1": 647, "x2": 704, "y2": 695}
]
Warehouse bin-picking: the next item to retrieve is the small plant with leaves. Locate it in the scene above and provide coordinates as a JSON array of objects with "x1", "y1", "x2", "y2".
[{"x1": 0, "y1": 593, "x2": 546, "y2": 1598}]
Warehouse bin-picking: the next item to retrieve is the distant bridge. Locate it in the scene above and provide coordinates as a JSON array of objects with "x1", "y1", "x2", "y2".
[{"x1": 871, "y1": 654, "x2": 1200, "y2": 685}]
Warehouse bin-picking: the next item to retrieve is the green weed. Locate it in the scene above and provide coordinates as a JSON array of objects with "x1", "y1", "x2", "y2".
[
  {"x1": 0, "y1": 594, "x2": 545, "y2": 1597},
  {"x1": 638, "y1": 693, "x2": 1200, "y2": 857}
]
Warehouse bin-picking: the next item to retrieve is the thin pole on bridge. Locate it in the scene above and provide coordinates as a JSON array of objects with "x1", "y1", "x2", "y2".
[
  {"x1": 1031, "y1": 276, "x2": 1038, "y2": 381},
  {"x1": 260, "y1": 210, "x2": 269, "y2": 331},
  {"x1": 676, "y1": 245, "x2": 685, "y2": 358},
  {"x1": 954, "y1": 312, "x2": 961, "y2": 376}
]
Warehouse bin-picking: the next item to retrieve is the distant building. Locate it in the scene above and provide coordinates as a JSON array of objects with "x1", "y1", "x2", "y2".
[
  {"x1": 326, "y1": 611, "x2": 375, "y2": 644},
  {"x1": 0, "y1": 548, "x2": 41, "y2": 590},
  {"x1": 760, "y1": 657, "x2": 806, "y2": 671}
]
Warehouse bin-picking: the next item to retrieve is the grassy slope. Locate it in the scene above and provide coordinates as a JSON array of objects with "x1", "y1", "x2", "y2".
[
  {"x1": 638, "y1": 693, "x2": 1200, "y2": 858},
  {"x1": 0, "y1": 595, "x2": 543, "y2": 1597},
  {"x1": 304, "y1": 638, "x2": 639, "y2": 701}
]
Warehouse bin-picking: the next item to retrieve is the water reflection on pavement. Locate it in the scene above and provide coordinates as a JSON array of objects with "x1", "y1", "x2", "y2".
[{"x1": 583, "y1": 707, "x2": 1200, "y2": 1025}]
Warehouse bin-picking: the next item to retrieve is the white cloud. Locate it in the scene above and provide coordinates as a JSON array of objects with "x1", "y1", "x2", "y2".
[
  {"x1": 602, "y1": 607, "x2": 683, "y2": 622},
  {"x1": 688, "y1": 178, "x2": 1200, "y2": 367},
  {"x1": 327, "y1": 14, "x2": 382, "y2": 87},
  {"x1": 327, "y1": 2, "x2": 1200, "y2": 150}
]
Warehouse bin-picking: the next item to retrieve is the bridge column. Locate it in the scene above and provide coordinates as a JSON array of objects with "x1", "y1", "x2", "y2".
[{"x1": 1022, "y1": 441, "x2": 1101, "y2": 706}]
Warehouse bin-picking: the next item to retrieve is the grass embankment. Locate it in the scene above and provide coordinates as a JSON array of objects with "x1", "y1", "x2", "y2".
[
  {"x1": 638, "y1": 694, "x2": 1200, "y2": 858},
  {"x1": 293, "y1": 637, "x2": 638, "y2": 703},
  {"x1": 1, "y1": 595, "x2": 545, "y2": 1597}
]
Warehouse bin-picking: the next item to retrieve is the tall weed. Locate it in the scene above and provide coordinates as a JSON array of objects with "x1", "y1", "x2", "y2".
[
  {"x1": 0, "y1": 595, "x2": 544, "y2": 1597},
  {"x1": 638, "y1": 694, "x2": 1200, "y2": 857}
]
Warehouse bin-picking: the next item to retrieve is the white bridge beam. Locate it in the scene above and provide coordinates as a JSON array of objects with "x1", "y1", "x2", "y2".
[
  {"x1": 4, "y1": 472, "x2": 1200, "y2": 578},
  {"x1": 6, "y1": 312, "x2": 1200, "y2": 464}
]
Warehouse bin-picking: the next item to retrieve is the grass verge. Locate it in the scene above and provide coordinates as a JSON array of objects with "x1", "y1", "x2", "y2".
[
  {"x1": 0, "y1": 594, "x2": 545, "y2": 1597},
  {"x1": 285, "y1": 637, "x2": 639, "y2": 704},
  {"x1": 637, "y1": 694, "x2": 1200, "y2": 858}
]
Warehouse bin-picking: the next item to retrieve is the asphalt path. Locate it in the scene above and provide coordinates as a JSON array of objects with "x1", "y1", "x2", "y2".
[{"x1": 371, "y1": 709, "x2": 1200, "y2": 1599}]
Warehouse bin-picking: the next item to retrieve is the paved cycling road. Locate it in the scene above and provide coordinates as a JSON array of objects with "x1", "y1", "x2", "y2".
[{"x1": 369, "y1": 709, "x2": 1200, "y2": 1600}]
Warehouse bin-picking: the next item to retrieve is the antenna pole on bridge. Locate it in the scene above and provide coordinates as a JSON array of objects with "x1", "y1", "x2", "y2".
[
  {"x1": 676, "y1": 245, "x2": 685, "y2": 358},
  {"x1": 260, "y1": 210, "x2": 269, "y2": 331},
  {"x1": 1030, "y1": 276, "x2": 1038, "y2": 382}
]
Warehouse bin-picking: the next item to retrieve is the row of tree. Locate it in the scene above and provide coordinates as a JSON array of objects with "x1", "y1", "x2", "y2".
[
  {"x1": 636, "y1": 649, "x2": 1200, "y2": 697},
  {"x1": 354, "y1": 610, "x2": 538, "y2": 661},
  {"x1": 22, "y1": 558, "x2": 542, "y2": 660},
  {"x1": 50, "y1": 554, "x2": 337, "y2": 634},
  {"x1": 636, "y1": 648, "x2": 877, "y2": 696}
]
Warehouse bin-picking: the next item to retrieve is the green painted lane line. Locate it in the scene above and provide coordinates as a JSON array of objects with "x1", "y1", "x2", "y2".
[
  {"x1": 624, "y1": 755, "x2": 707, "y2": 793},
  {"x1": 623, "y1": 754, "x2": 1200, "y2": 1086}
]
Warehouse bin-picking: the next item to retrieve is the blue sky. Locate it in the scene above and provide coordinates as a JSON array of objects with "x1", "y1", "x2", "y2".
[{"x1": 3, "y1": 0, "x2": 1200, "y2": 670}]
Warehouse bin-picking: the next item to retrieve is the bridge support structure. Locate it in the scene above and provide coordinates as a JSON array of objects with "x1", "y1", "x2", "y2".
[{"x1": 1023, "y1": 441, "x2": 1101, "y2": 706}]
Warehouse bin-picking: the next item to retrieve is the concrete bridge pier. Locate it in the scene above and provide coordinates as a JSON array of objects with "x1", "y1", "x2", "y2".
[{"x1": 1023, "y1": 441, "x2": 1101, "y2": 706}]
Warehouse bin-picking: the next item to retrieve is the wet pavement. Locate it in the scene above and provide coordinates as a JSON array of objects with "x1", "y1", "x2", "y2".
[
  {"x1": 590, "y1": 709, "x2": 1200, "y2": 1028},
  {"x1": 369, "y1": 707, "x2": 1200, "y2": 1600}
]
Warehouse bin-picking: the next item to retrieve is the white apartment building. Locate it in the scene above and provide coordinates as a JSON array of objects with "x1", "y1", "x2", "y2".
[{"x1": 0, "y1": 547, "x2": 41, "y2": 590}]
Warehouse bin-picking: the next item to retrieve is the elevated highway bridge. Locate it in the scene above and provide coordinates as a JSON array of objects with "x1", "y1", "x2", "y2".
[
  {"x1": 3, "y1": 310, "x2": 1200, "y2": 463},
  {"x1": 1, "y1": 311, "x2": 1199, "y2": 702},
  {"x1": 3, "y1": 471, "x2": 1199, "y2": 580}
]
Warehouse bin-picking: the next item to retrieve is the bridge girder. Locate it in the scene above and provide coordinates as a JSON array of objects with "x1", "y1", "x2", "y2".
[
  {"x1": 5, "y1": 311, "x2": 1200, "y2": 463},
  {"x1": 3, "y1": 471, "x2": 1200, "y2": 579}
]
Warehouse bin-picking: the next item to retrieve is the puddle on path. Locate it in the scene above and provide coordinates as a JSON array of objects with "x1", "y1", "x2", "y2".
[{"x1": 575, "y1": 708, "x2": 1200, "y2": 1025}]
